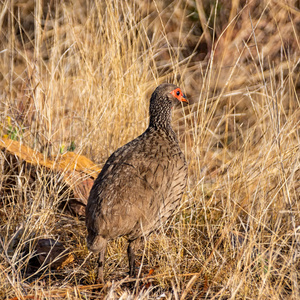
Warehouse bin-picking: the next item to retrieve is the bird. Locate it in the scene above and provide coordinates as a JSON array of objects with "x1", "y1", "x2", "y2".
[{"x1": 85, "y1": 83, "x2": 188, "y2": 282}]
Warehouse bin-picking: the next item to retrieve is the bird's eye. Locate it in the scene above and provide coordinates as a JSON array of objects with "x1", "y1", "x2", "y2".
[{"x1": 176, "y1": 91, "x2": 180, "y2": 96}]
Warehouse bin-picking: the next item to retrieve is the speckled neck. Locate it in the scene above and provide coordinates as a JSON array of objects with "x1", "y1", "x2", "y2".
[{"x1": 149, "y1": 93, "x2": 172, "y2": 130}]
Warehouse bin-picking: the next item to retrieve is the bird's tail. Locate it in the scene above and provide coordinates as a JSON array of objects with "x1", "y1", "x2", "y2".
[{"x1": 87, "y1": 233, "x2": 107, "y2": 253}]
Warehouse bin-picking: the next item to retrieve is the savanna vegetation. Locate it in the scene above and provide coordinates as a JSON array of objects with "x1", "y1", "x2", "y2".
[{"x1": 0, "y1": 0, "x2": 300, "y2": 299}]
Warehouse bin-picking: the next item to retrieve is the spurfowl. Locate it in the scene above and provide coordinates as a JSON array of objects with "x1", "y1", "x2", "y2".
[{"x1": 86, "y1": 83, "x2": 188, "y2": 282}]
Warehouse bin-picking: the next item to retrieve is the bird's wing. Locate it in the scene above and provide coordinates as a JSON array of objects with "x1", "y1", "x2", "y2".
[{"x1": 86, "y1": 134, "x2": 167, "y2": 237}]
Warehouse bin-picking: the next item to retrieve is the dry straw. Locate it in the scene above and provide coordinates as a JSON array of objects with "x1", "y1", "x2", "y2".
[{"x1": 0, "y1": 0, "x2": 299, "y2": 299}]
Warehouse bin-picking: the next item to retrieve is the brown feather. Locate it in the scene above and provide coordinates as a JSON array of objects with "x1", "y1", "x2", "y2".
[{"x1": 85, "y1": 83, "x2": 188, "y2": 282}]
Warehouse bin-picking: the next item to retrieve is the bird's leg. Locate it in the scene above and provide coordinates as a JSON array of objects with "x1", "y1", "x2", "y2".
[
  {"x1": 127, "y1": 241, "x2": 136, "y2": 277},
  {"x1": 96, "y1": 247, "x2": 106, "y2": 283}
]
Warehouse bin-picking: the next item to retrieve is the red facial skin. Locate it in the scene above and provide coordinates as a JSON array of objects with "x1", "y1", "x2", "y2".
[{"x1": 170, "y1": 88, "x2": 188, "y2": 103}]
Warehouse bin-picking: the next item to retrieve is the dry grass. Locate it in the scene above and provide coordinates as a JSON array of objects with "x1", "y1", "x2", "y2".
[{"x1": 0, "y1": 0, "x2": 300, "y2": 299}]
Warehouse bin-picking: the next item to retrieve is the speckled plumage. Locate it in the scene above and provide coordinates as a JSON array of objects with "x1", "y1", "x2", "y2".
[{"x1": 86, "y1": 83, "x2": 188, "y2": 282}]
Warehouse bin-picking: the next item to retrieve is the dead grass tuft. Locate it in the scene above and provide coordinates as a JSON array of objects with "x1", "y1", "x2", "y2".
[{"x1": 0, "y1": 0, "x2": 300, "y2": 299}]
